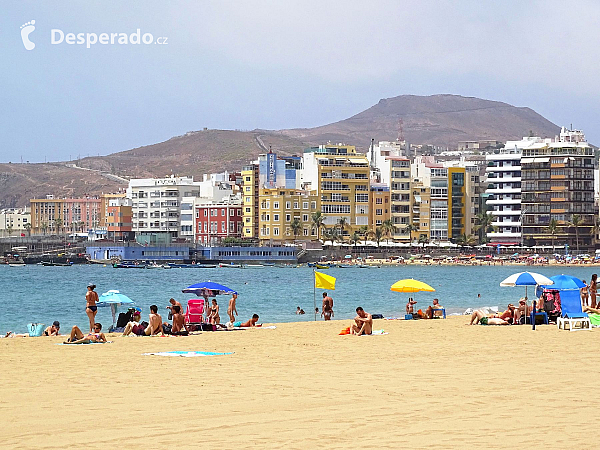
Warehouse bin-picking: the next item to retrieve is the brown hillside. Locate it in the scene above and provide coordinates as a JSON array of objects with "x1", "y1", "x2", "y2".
[{"x1": 279, "y1": 94, "x2": 561, "y2": 149}]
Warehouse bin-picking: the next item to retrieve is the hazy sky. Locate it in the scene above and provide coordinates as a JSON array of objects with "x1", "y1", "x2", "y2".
[{"x1": 2, "y1": 0, "x2": 599, "y2": 162}]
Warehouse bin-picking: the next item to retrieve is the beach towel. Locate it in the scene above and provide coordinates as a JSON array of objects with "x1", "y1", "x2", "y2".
[
  {"x1": 143, "y1": 351, "x2": 234, "y2": 357},
  {"x1": 363, "y1": 329, "x2": 388, "y2": 336},
  {"x1": 58, "y1": 341, "x2": 113, "y2": 345},
  {"x1": 589, "y1": 314, "x2": 600, "y2": 327}
]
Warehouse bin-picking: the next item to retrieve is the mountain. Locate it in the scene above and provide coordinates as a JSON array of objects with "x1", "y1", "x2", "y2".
[
  {"x1": 279, "y1": 94, "x2": 560, "y2": 148},
  {"x1": 1, "y1": 94, "x2": 564, "y2": 208}
]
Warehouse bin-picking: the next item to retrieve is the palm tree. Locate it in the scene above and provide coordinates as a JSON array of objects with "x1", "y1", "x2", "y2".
[
  {"x1": 290, "y1": 218, "x2": 302, "y2": 245},
  {"x1": 403, "y1": 224, "x2": 418, "y2": 243},
  {"x1": 358, "y1": 225, "x2": 369, "y2": 236},
  {"x1": 367, "y1": 227, "x2": 384, "y2": 248},
  {"x1": 568, "y1": 214, "x2": 583, "y2": 252},
  {"x1": 321, "y1": 227, "x2": 338, "y2": 247},
  {"x1": 41, "y1": 222, "x2": 48, "y2": 235},
  {"x1": 349, "y1": 231, "x2": 362, "y2": 254},
  {"x1": 547, "y1": 219, "x2": 559, "y2": 251},
  {"x1": 6, "y1": 225, "x2": 13, "y2": 237},
  {"x1": 474, "y1": 212, "x2": 495, "y2": 244},
  {"x1": 310, "y1": 211, "x2": 326, "y2": 240},
  {"x1": 418, "y1": 234, "x2": 428, "y2": 249},
  {"x1": 337, "y1": 217, "x2": 348, "y2": 241},
  {"x1": 24, "y1": 223, "x2": 31, "y2": 237},
  {"x1": 54, "y1": 218, "x2": 63, "y2": 236},
  {"x1": 381, "y1": 219, "x2": 397, "y2": 244}
]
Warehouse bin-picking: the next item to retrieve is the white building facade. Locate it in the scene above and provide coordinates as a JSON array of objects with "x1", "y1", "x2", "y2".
[{"x1": 0, "y1": 208, "x2": 31, "y2": 237}]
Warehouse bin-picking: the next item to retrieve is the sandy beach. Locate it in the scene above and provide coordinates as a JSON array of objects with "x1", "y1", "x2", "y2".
[{"x1": 1, "y1": 317, "x2": 597, "y2": 449}]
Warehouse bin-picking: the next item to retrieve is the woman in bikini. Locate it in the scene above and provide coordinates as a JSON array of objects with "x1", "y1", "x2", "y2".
[
  {"x1": 590, "y1": 274, "x2": 597, "y2": 309},
  {"x1": 581, "y1": 280, "x2": 589, "y2": 308},
  {"x1": 85, "y1": 283, "x2": 99, "y2": 332},
  {"x1": 209, "y1": 299, "x2": 220, "y2": 324}
]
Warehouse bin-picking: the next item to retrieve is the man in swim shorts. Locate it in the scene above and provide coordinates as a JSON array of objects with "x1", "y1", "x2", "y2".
[
  {"x1": 469, "y1": 310, "x2": 510, "y2": 326},
  {"x1": 65, "y1": 323, "x2": 107, "y2": 344},
  {"x1": 350, "y1": 307, "x2": 373, "y2": 335},
  {"x1": 163, "y1": 305, "x2": 189, "y2": 335},
  {"x1": 232, "y1": 314, "x2": 260, "y2": 328},
  {"x1": 323, "y1": 292, "x2": 333, "y2": 316},
  {"x1": 426, "y1": 298, "x2": 444, "y2": 319},
  {"x1": 146, "y1": 305, "x2": 164, "y2": 335},
  {"x1": 227, "y1": 293, "x2": 238, "y2": 323}
]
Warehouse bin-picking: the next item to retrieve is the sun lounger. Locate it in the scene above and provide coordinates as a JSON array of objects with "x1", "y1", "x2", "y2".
[{"x1": 556, "y1": 290, "x2": 591, "y2": 331}]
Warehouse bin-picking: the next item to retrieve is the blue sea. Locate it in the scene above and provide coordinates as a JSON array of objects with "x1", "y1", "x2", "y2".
[{"x1": 0, "y1": 264, "x2": 595, "y2": 334}]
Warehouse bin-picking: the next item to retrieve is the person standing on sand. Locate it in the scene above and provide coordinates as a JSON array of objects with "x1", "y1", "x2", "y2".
[
  {"x1": 323, "y1": 292, "x2": 333, "y2": 316},
  {"x1": 590, "y1": 274, "x2": 597, "y2": 309},
  {"x1": 227, "y1": 293, "x2": 238, "y2": 323},
  {"x1": 322, "y1": 300, "x2": 334, "y2": 320},
  {"x1": 581, "y1": 280, "x2": 589, "y2": 308},
  {"x1": 208, "y1": 299, "x2": 220, "y2": 324},
  {"x1": 85, "y1": 283, "x2": 99, "y2": 332}
]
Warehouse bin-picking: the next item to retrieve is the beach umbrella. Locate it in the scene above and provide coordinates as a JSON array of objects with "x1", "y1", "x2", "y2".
[
  {"x1": 391, "y1": 279, "x2": 436, "y2": 293},
  {"x1": 182, "y1": 281, "x2": 237, "y2": 296},
  {"x1": 97, "y1": 290, "x2": 135, "y2": 329},
  {"x1": 536, "y1": 274, "x2": 585, "y2": 295},
  {"x1": 391, "y1": 279, "x2": 435, "y2": 316},
  {"x1": 500, "y1": 271, "x2": 553, "y2": 304}
]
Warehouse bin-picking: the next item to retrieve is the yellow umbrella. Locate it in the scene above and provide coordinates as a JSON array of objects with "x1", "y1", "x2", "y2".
[{"x1": 390, "y1": 279, "x2": 436, "y2": 293}]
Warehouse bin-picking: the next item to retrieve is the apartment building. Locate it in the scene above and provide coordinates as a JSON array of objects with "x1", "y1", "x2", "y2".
[
  {"x1": 369, "y1": 183, "x2": 390, "y2": 228},
  {"x1": 241, "y1": 163, "x2": 260, "y2": 238},
  {"x1": 521, "y1": 128, "x2": 595, "y2": 248},
  {"x1": 0, "y1": 208, "x2": 30, "y2": 237},
  {"x1": 485, "y1": 147, "x2": 522, "y2": 245},
  {"x1": 127, "y1": 176, "x2": 201, "y2": 240},
  {"x1": 257, "y1": 188, "x2": 318, "y2": 243},
  {"x1": 195, "y1": 202, "x2": 243, "y2": 245},
  {"x1": 300, "y1": 144, "x2": 370, "y2": 238},
  {"x1": 411, "y1": 182, "x2": 430, "y2": 241},
  {"x1": 30, "y1": 196, "x2": 101, "y2": 234},
  {"x1": 448, "y1": 167, "x2": 466, "y2": 242},
  {"x1": 388, "y1": 156, "x2": 412, "y2": 240},
  {"x1": 104, "y1": 196, "x2": 133, "y2": 240}
]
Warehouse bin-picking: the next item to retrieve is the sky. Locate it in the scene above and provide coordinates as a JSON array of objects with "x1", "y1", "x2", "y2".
[{"x1": 2, "y1": 0, "x2": 600, "y2": 163}]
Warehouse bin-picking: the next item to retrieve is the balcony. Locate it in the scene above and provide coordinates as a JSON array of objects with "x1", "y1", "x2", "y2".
[
  {"x1": 487, "y1": 231, "x2": 521, "y2": 238},
  {"x1": 492, "y1": 220, "x2": 521, "y2": 227},
  {"x1": 486, "y1": 198, "x2": 521, "y2": 205},
  {"x1": 485, "y1": 187, "x2": 521, "y2": 194},
  {"x1": 490, "y1": 210, "x2": 521, "y2": 216},
  {"x1": 485, "y1": 165, "x2": 521, "y2": 172}
]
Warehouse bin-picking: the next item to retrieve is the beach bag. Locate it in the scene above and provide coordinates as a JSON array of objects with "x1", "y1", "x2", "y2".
[
  {"x1": 117, "y1": 311, "x2": 132, "y2": 328},
  {"x1": 27, "y1": 323, "x2": 45, "y2": 337}
]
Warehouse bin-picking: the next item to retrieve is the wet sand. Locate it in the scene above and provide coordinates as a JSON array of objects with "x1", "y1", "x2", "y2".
[{"x1": 0, "y1": 317, "x2": 597, "y2": 449}]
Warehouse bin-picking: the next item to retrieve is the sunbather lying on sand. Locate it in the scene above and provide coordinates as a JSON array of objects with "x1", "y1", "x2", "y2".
[
  {"x1": 583, "y1": 306, "x2": 600, "y2": 314},
  {"x1": 469, "y1": 310, "x2": 510, "y2": 325},
  {"x1": 64, "y1": 324, "x2": 107, "y2": 344}
]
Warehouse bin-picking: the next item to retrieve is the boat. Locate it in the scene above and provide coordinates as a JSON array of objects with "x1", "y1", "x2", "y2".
[
  {"x1": 112, "y1": 263, "x2": 147, "y2": 269},
  {"x1": 243, "y1": 264, "x2": 264, "y2": 268},
  {"x1": 338, "y1": 264, "x2": 353, "y2": 268},
  {"x1": 316, "y1": 264, "x2": 330, "y2": 269},
  {"x1": 41, "y1": 261, "x2": 72, "y2": 267},
  {"x1": 307, "y1": 262, "x2": 316, "y2": 267},
  {"x1": 219, "y1": 263, "x2": 242, "y2": 268},
  {"x1": 9, "y1": 263, "x2": 26, "y2": 267},
  {"x1": 145, "y1": 263, "x2": 162, "y2": 269}
]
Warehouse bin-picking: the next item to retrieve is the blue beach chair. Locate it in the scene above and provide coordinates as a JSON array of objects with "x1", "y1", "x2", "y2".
[{"x1": 556, "y1": 290, "x2": 591, "y2": 331}]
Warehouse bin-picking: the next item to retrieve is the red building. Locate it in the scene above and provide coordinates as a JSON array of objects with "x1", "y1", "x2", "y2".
[{"x1": 195, "y1": 203, "x2": 243, "y2": 244}]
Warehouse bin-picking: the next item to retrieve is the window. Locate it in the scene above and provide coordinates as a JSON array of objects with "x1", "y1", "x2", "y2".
[
  {"x1": 203, "y1": 222, "x2": 207, "y2": 232},
  {"x1": 376, "y1": 198, "x2": 382, "y2": 204},
  {"x1": 274, "y1": 202, "x2": 279, "y2": 209},
  {"x1": 273, "y1": 227, "x2": 279, "y2": 236},
  {"x1": 303, "y1": 228, "x2": 309, "y2": 236},
  {"x1": 204, "y1": 210, "x2": 208, "y2": 216},
  {"x1": 293, "y1": 202, "x2": 299, "y2": 209},
  {"x1": 303, "y1": 202, "x2": 309, "y2": 209},
  {"x1": 286, "y1": 214, "x2": 291, "y2": 222},
  {"x1": 355, "y1": 193, "x2": 369, "y2": 202},
  {"x1": 245, "y1": 197, "x2": 251, "y2": 203},
  {"x1": 311, "y1": 201, "x2": 317, "y2": 210},
  {"x1": 221, "y1": 209, "x2": 225, "y2": 216},
  {"x1": 286, "y1": 201, "x2": 291, "y2": 209},
  {"x1": 195, "y1": 211, "x2": 199, "y2": 218},
  {"x1": 246, "y1": 207, "x2": 251, "y2": 213},
  {"x1": 274, "y1": 214, "x2": 280, "y2": 221},
  {"x1": 303, "y1": 214, "x2": 309, "y2": 222},
  {"x1": 376, "y1": 209, "x2": 382, "y2": 216},
  {"x1": 245, "y1": 176, "x2": 251, "y2": 182},
  {"x1": 245, "y1": 187, "x2": 250, "y2": 192},
  {"x1": 221, "y1": 222, "x2": 226, "y2": 232},
  {"x1": 211, "y1": 210, "x2": 215, "y2": 216}
]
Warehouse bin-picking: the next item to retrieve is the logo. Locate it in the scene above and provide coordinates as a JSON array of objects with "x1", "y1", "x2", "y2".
[{"x1": 20, "y1": 20, "x2": 36, "y2": 50}]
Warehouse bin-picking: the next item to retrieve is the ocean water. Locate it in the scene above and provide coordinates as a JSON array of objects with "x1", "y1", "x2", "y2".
[{"x1": 0, "y1": 264, "x2": 595, "y2": 334}]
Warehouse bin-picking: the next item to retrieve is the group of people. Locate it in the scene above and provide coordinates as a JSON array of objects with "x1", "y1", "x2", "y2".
[
  {"x1": 295, "y1": 292, "x2": 335, "y2": 320},
  {"x1": 580, "y1": 274, "x2": 597, "y2": 308},
  {"x1": 406, "y1": 298, "x2": 445, "y2": 319}
]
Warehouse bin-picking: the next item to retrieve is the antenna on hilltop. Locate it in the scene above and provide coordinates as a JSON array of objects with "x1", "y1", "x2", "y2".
[{"x1": 397, "y1": 118, "x2": 404, "y2": 142}]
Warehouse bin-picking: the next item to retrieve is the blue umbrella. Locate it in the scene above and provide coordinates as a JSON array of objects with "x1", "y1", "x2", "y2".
[
  {"x1": 182, "y1": 281, "x2": 237, "y2": 296},
  {"x1": 97, "y1": 290, "x2": 135, "y2": 329},
  {"x1": 500, "y1": 271, "x2": 554, "y2": 302},
  {"x1": 536, "y1": 274, "x2": 585, "y2": 297}
]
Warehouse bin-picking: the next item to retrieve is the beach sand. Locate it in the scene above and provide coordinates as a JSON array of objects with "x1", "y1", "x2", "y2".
[{"x1": 0, "y1": 317, "x2": 596, "y2": 449}]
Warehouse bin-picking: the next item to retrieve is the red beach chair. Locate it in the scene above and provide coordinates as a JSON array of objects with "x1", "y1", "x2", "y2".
[{"x1": 185, "y1": 299, "x2": 205, "y2": 326}]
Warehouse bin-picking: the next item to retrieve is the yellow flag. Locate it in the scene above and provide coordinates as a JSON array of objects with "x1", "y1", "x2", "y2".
[{"x1": 315, "y1": 271, "x2": 336, "y2": 290}]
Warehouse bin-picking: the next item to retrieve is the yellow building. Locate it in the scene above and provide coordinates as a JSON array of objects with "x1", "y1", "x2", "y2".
[
  {"x1": 258, "y1": 188, "x2": 319, "y2": 243},
  {"x1": 369, "y1": 183, "x2": 390, "y2": 228},
  {"x1": 241, "y1": 163, "x2": 259, "y2": 238},
  {"x1": 411, "y1": 181, "x2": 430, "y2": 241},
  {"x1": 301, "y1": 145, "x2": 370, "y2": 239}
]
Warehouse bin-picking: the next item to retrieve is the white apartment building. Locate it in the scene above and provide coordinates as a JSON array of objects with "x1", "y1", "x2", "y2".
[
  {"x1": 127, "y1": 176, "x2": 202, "y2": 239},
  {"x1": 0, "y1": 208, "x2": 30, "y2": 237},
  {"x1": 412, "y1": 157, "x2": 449, "y2": 242},
  {"x1": 485, "y1": 148, "x2": 523, "y2": 245}
]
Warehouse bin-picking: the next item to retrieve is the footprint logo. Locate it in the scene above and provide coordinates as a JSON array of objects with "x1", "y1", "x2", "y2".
[{"x1": 20, "y1": 20, "x2": 36, "y2": 50}]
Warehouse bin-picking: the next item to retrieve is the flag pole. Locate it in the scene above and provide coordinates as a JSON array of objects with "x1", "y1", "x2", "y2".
[{"x1": 313, "y1": 269, "x2": 317, "y2": 321}]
